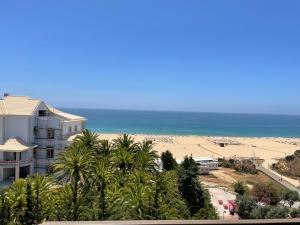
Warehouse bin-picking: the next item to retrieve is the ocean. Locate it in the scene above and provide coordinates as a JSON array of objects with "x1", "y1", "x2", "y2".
[{"x1": 61, "y1": 108, "x2": 300, "y2": 138}]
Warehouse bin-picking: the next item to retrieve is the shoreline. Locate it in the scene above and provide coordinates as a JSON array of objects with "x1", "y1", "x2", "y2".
[{"x1": 96, "y1": 132, "x2": 300, "y2": 140}]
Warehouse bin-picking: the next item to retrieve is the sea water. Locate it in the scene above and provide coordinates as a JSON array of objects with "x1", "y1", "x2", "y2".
[{"x1": 61, "y1": 108, "x2": 300, "y2": 137}]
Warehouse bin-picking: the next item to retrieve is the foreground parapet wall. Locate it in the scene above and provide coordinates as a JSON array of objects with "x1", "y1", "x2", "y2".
[{"x1": 43, "y1": 219, "x2": 300, "y2": 225}]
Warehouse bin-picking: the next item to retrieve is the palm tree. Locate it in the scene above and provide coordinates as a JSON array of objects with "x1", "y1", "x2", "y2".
[
  {"x1": 110, "y1": 171, "x2": 153, "y2": 220},
  {"x1": 89, "y1": 161, "x2": 110, "y2": 220},
  {"x1": 97, "y1": 139, "x2": 112, "y2": 156},
  {"x1": 113, "y1": 134, "x2": 138, "y2": 153},
  {"x1": 135, "y1": 140, "x2": 158, "y2": 173},
  {"x1": 6, "y1": 179, "x2": 27, "y2": 224},
  {"x1": 31, "y1": 175, "x2": 54, "y2": 223},
  {"x1": 74, "y1": 129, "x2": 100, "y2": 152},
  {"x1": 0, "y1": 189, "x2": 11, "y2": 224},
  {"x1": 50, "y1": 184, "x2": 74, "y2": 221},
  {"x1": 52, "y1": 143, "x2": 94, "y2": 220},
  {"x1": 110, "y1": 148, "x2": 134, "y2": 186}
]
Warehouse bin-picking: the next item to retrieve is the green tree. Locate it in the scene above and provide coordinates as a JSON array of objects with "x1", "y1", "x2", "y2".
[
  {"x1": 233, "y1": 181, "x2": 249, "y2": 196},
  {"x1": 135, "y1": 140, "x2": 158, "y2": 173},
  {"x1": 6, "y1": 179, "x2": 27, "y2": 224},
  {"x1": 153, "y1": 171, "x2": 190, "y2": 219},
  {"x1": 109, "y1": 171, "x2": 152, "y2": 220},
  {"x1": 113, "y1": 134, "x2": 138, "y2": 153},
  {"x1": 236, "y1": 194, "x2": 257, "y2": 219},
  {"x1": 193, "y1": 205, "x2": 218, "y2": 220},
  {"x1": 97, "y1": 139, "x2": 112, "y2": 156},
  {"x1": 111, "y1": 148, "x2": 134, "y2": 181},
  {"x1": 281, "y1": 190, "x2": 300, "y2": 208},
  {"x1": 161, "y1": 150, "x2": 177, "y2": 171},
  {"x1": 52, "y1": 143, "x2": 93, "y2": 220},
  {"x1": 178, "y1": 156, "x2": 205, "y2": 216},
  {"x1": 74, "y1": 129, "x2": 100, "y2": 151},
  {"x1": 251, "y1": 183, "x2": 279, "y2": 205},
  {"x1": 31, "y1": 175, "x2": 53, "y2": 224},
  {"x1": 0, "y1": 189, "x2": 11, "y2": 225},
  {"x1": 90, "y1": 161, "x2": 110, "y2": 220},
  {"x1": 23, "y1": 181, "x2": 34, "y2": 225}
]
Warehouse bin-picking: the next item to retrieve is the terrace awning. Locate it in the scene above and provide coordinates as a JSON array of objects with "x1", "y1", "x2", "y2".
[{"x1": 0, "y1": 138, "x2": 37, "y2": 152}]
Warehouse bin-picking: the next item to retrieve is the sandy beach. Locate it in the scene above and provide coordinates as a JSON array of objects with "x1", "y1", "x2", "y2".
[{"x1": 100, "y1": 133, "x2": 300, "y2": 165}]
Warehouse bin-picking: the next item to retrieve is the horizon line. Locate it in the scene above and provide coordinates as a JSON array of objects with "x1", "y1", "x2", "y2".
[{"x1": 58, "y1": 106, "x2": 300, "y2": 117}]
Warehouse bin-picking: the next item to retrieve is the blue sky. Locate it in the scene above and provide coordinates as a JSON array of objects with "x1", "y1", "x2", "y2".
[{"x1": 1, "y1": 0, "x2": 300, "y2": 115}]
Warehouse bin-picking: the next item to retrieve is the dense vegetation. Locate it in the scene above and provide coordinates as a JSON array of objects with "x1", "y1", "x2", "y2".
[
  {"x1": 272, "y1": 150, "x2": 300, "y2": 178},
  {"x1": 234, "y1": 181, "x2": 300, "y2": 219},
  {"x1": 218, "y1": 158, "x2": 257, "y2": 174},
  {"x1": 0, "y1": 130, "x2": 217, "y2": 224}
]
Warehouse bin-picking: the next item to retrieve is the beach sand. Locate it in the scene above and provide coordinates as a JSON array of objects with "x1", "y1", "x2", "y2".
[{"x1": 99, "y1": 133, "x2": 300, "y2": 165}]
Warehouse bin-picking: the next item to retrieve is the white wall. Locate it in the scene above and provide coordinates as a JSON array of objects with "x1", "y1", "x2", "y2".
[
  {"x1": 0, "y1": 116, "x2": 4, "y2": 144},
  {"x1": 5, "y1": 116, "x2": 30, "y2": 143},
  {"x1": 62, "y1": 121, "x2": 83, "y2": 136}
]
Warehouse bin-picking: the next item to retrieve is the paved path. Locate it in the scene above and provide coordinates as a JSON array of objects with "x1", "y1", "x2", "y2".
[
  {"x1": 208, "y1": 188, "x2": 239, "y2": 220},
  {"x1": 256, "y1": 164, "x2": 300, "y2": 193}
]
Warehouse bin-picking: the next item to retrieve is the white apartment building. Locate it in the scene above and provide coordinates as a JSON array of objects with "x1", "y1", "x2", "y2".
[{"x1": 0, "y1": 95, "x2": 86, "y2": 182}]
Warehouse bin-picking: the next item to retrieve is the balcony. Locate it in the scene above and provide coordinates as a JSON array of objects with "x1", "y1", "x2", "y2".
[{"x1": 0, "y1": 159, "x2": 32, "y2": 167}]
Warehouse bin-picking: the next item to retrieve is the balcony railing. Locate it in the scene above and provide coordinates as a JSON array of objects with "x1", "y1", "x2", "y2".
[{"x1": 0, "y1": 159, "x2": 32, "y2": 167}]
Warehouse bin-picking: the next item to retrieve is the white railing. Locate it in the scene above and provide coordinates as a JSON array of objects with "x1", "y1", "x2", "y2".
[{"x1": 0, "y1": 159, "x2": 32, "y2": 167}]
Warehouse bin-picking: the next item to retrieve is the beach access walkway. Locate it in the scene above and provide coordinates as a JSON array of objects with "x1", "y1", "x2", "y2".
[{"x1": 256, "y1": 163, "x2": 300, "y2": 193}]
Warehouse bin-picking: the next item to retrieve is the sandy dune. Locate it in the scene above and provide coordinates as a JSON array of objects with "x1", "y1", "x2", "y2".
[{"x1": 99, "y1": 133, "x2": 300, "y2": 165}]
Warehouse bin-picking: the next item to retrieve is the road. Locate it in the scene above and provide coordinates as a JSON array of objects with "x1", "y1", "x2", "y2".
[{"x1": 208, "y1": 188, "x2": 239, "y2": 220}]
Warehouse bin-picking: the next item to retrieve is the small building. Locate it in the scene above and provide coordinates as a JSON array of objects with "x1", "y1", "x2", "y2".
[
  {"x1": 0, "y1": 95, "x2": 86, "y2": 182},
  {"x1": 176, "y1": 157, "x2": 218, "y2": 174},
  {"x1": 193, "y1": 157, "x2": 219, "y2": 174}
]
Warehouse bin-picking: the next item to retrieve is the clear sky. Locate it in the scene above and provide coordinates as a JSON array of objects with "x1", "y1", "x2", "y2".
[{"x1": 1, "y1": 1, "x2": 300, "y2": 115}]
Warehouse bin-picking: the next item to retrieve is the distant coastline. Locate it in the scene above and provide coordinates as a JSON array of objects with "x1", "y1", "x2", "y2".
[{"x1": 62, "y1": 108, "x2": 300, "y2": 138}]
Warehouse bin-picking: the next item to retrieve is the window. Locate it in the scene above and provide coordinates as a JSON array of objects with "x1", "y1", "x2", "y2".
[
  {"x1": 47, "y1": 128, "x2": 55, "y2": 139},
  {"x1": 75, "y1": 125, "x2": 78, "y2": 132},
  {"x1": 69, "y1": 126, "x2": 72, "y2": 133},
  {"x1": 47, "y1": 147, "x2": 54, "y2": 159},
  {"x1": 38, "y1": 110, "x2": 47, "y2": 117}
]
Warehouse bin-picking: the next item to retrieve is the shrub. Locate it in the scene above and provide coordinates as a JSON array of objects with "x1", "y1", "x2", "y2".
[
  {"x1": 250, "y1": 205, "x2": 271, "y2": 219},
  {"x1": 236, "y1": 195, "x2": 257, "y2": 219},
  {"x1": 233, "y1": 181, "x2": 249, "y2": 196},
  {"x1": 265, "y1": 206, "x2": 289, "y2": 219},
  {"x1": 251, "y1": 183, "x2": 279, "y2": 205},
  {"x1": 285, "y1": 155, "x2": 295, "y2": 161},
  {"x1": 281, "y1": 190, "x2": 300, "y2": 207},
  {"x1": 290, "y1": 208, "x2": 300, "y2": 218}
]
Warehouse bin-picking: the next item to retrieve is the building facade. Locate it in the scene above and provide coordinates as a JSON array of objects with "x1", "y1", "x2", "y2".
[
  {"x1": 0, "y1": 95, "x2": 86, "y2": 182},
  {"x1": 193, "y1": 157, "x2": 219, "y2": 174},
  {"x1": 176, "y1": 157, "x2": 218, "y2": 174}
]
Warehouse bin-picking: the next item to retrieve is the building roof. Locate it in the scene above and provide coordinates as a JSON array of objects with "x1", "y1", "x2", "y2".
[
  {"x1": 193, "y1": 157, "x2": 217, "y2": 162},
  {"x1": 0, "y1": 95, "x2": 86, "y2": 121},
  {"x1": 0, "y1": 96, "x2": 41, "y2": 116},
  {"x1": 0, "y1": 138, "x2": 37, "y2": 152},
  {"x1": 47, "y1": 105, "x2": 86, "y2": 121}
]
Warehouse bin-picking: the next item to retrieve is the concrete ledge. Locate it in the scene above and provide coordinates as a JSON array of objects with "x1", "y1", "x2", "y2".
[{"x1": 43, "y1": 219, "x2": 300, "y2": 225}]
